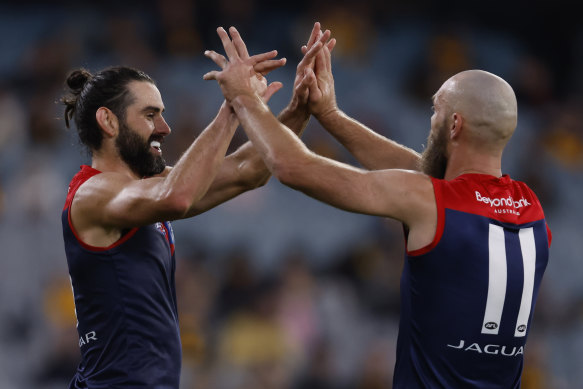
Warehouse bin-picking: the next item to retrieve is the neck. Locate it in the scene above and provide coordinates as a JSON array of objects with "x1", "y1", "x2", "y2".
[
  {"x1": 444, "y1": 144, "x2": 503, "y2": 181},
  {"x1": 91, "y1": 149, "x2": 140, "y2": 180}
]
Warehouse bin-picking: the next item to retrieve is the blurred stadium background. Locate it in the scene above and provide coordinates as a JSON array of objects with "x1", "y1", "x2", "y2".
[{"x1": 0, "y1": 0, "x2": 581, "y2": 388}]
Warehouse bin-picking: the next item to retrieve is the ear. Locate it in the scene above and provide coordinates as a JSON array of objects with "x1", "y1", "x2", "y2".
[
  {"x1": 450, "y1": 112, "x2": 463, "y2": 140},
  {"x1": 95, "y1": 107, "x2": 119, "y2": 138}
]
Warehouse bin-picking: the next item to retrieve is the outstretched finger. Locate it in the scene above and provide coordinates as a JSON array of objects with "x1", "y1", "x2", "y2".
[
  {"x1": 314, "y1": 48, "x2": 327, "y2": 76},
  {"x1": 216, "y1": 27, "x2": 239, "y2": 60},
  {"x1": 306, "y1": 22, "x2": 321, "y2": 49},
  {"x1": 297, "y1": 44, "x2": 320, "y2": 71},
  {"x1": 249, "y1": 50, "x2": 279, "y2": 65},
  {"x1": 261, "y1": 81, "x2": 284, "y2": 103},
  {"x1": 302, "y1": 35, "x2": 336, "y2": 56},
  {"x1": 204, "y1": 50, "x2": 228, "y2": 68},
  {"x1": 327, "y1": 38, "x2": 337, "y2": 53},
  {"x1": 323, "y1": 45, "x2": 333, "y2": 72},
  {"x1": 202, "y1": 70, "x2": 220, "y2": 80},
  {"x1": 302, "y1": 29, "x2": 330, "y2": 61},
  {"x1": 317, "y1": 29, "x2": 332, "y2": 48},
  {"x1": 298, "y1": 30, "x2": 328, "y2": 68},
  {"x1": 303, "y1": 40, "x2": 324, "y2": 62},
  {"x1": 254, "y1": 58, "x2": 287, "y2": 75},
  {"x1": 228, "y1": 26, "x2": 250, "y2": 59}
]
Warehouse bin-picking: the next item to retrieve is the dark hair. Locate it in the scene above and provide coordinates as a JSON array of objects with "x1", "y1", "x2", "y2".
[{"x1": 61, "y1": 66, "x2": 154, "y2": 153}]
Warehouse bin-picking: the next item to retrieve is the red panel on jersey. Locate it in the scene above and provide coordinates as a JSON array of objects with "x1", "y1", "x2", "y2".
[{"x1": 64, "y1": 165, "x2": 139, "y2": 252}]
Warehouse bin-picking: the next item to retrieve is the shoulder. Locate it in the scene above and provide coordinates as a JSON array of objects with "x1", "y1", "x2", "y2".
[
  {"x1": 372, "y1": 169, "x2": 434, "y2": 203},
  {"x1": 372, "y1": 169, "x2": 436, "y2": 223},
  {"x1": 395, "y1": 169, "x2": 436, "y2": 200},
  {"x1": 377, "y1": 168, "x2": 433, "y2": 187},
  {"x1": 73, "y1": 171, "x2": 135, "y2": 210}
]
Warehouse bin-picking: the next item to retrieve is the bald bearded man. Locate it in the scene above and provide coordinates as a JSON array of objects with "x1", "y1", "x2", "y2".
[{"x1": 204, "y1": 27, "x2": 551, "y2": 388}]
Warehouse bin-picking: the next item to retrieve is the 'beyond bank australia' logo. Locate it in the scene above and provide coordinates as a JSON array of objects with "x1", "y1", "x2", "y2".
[{"x1": 475, "y1": 191, "x2": 531, "y2": 209}]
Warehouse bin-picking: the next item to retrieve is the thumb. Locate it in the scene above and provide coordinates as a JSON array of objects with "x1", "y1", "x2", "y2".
[
  {"x1": 203, "y1": 70, "x2": 219, "y2": 80},
  {"x1": 261, "y1": 81, "x2": 283, "y2": 103}
]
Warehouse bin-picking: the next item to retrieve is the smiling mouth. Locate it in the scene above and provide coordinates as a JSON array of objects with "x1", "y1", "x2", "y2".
[{"x1": 150, "y1": 140, "x2": 162, "y2": 153}]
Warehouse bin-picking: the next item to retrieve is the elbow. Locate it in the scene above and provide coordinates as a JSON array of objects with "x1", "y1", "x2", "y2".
[
  {"x1": 236, "y1": 149, "x2": 290, "y2": 188},
  {"x1": 237, "y1": 158, "x2": 271, "y2": 190},
  {"x1": 272, "y1": 149, "x2": 317, "y2": 191},
  {"x1": 270, "y1": 154, "x2": 299, "y2": 188},
  {"x1": 161, "y1": 193, "x2": 192, "y2": 220}
]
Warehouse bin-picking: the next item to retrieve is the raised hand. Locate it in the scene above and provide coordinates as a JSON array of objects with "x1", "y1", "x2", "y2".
[
  {"x1": 203, "y1": 27, "x2": 286, "y2": 103},
  {"x1": 297, "y1": 27, "x2": 338, "y2": 119},
  {"x1": 291, "y1": 23, "x2": 335, "y2": 109}
]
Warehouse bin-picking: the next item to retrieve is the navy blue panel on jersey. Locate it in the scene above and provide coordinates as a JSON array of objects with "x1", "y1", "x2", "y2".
[
  {"x1": 394, "y1": 174, "x2": 550, "y2": 388},
  {"x1": 62, "y1": 166, "x2": 181, "y2": 388}
]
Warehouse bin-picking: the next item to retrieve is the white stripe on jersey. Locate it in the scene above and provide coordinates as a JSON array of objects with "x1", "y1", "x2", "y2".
[
  {"x1": 515, "y1": 228, "x2": 536, "y2": 337},
  {"x1": 482, "y1": 224, "x2": 507, "y2": 335}
]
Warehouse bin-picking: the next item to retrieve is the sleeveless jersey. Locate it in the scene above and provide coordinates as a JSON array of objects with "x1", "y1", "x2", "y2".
[
  {"x1": 394, "y1": 174, "x2": 551, "y2": 388},
  {"x1": 62, "y1": 165, "x2": 181, "y2": 388}
]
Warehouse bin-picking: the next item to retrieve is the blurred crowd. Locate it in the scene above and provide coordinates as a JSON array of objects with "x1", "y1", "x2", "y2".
[{"x1": 0, "y1": 1, "x2": 582, "y2": 388}]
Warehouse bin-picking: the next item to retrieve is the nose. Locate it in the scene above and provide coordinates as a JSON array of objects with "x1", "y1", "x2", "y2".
[{"x1": 156, "y1": 116, "x2": 171, "y2": 136}]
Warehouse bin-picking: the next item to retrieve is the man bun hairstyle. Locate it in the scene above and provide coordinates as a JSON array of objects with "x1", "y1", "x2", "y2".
[
  {"x1": 61, "y1": 66, "x2": 154, "y2": 153},
  {"x1": 62, "y1": 69, "x2": 92, "y2": 128}
]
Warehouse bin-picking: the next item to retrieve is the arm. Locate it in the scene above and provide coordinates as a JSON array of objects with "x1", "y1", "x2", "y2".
[
  {"x1": 184, "y1": 107, "x2": 310, "y2": 217},
  {"x1": 316, "y1": 108, "x2": 421, "y2": 171},
  {"x1": 204, "y1": 28, "x2": 435, "y2": 231},
  {"x1": 229, "y1": 94, "x2": 437, "y2": 251},
  {"x1": 73, "y1": 101, "x2": 240, "y2": 235},
  {"x1": 185, "y1": 24, "x2": 333, "y2": 216},
  {"x1": 205, "y1": 28, "x2": 438, "y2": 251},
  {"x1": 303, "y1": 44, "x2": 421, "y2": 171},
  {"x1": 72, "y1": 45, "x2": 285, "y2": 235},
  {"x1": 230, "y1": 94, "x2": 430, "y2": 219}
]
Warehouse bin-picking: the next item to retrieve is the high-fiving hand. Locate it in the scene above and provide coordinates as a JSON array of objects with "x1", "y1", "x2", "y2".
[
  {"x1": 204, "y1": 26, "x2": 331, "y2": 104},
  {"x1": 203, "y1": 27, "x2": 286, "y2": 103},
  {"x1": 291, "y1": 22, "x2": 336, "y2": 110},
  {"x1": 297, "y1": 26, "x2": 338, "y2": 119}
]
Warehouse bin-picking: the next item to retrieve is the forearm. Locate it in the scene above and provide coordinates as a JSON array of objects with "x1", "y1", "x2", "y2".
[
  {"x1": 230, "y1": 94, "x2": 308, "y2": 177},
  {"x1": 317, "y1": 109, "x2": 421, "y2": 171},
  {"x1": 227, "y1": 94, "x2": 409, "y2": 220},
  {"x1": 163, "y1": 102, "x2": 239, "y2": 209},
  {"x1": 216, "y1": 98, "x2": 311, "y2": 189}
]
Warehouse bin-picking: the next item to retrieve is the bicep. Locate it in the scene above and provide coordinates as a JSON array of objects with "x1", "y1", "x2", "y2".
[{"x1": 74, "y1": 174, "x2": 184, "y2": 229}]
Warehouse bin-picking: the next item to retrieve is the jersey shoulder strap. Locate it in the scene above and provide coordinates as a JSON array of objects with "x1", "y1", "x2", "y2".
[{"x1": 63, "y1": 165, "x2": 102, "y2": 211}]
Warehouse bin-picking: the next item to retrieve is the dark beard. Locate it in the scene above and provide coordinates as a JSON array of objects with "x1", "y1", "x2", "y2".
[
  {"x1": 115, "y1": 121, "x2": 166, "y2": 178},
  {"x1": 420, "y1": 125, "x2": 448, "y2": 179}
]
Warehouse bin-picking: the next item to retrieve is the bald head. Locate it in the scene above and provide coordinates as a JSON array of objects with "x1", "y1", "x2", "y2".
[{"x1": 436, "y1": 70, "x2": 517, "y2": 149}]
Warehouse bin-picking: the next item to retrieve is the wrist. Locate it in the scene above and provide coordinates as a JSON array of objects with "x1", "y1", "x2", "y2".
[
  {"x1": 285, "y1": 97, "x2": 310, "y2": 120},
  {"x1": 231, "y1": 92, "x2": 264, "y2": 113},
  {"x1": 315, "y1": 106, "x2": 341, "y2": 125},
  {"x1": 217, "y1": 100, "x2": 238, "y2": 123},
  {"x1": 278, "y1": 103, "x2": 310, "y2": 136}
]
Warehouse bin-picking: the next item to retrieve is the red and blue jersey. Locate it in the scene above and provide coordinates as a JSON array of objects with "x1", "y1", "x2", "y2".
[
  {"x1": 394, "y1": 174, "x2": 551, "y2": 388},
  {"x1": 62, "y1": 165, "x2": 181, "y2": 388}
]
